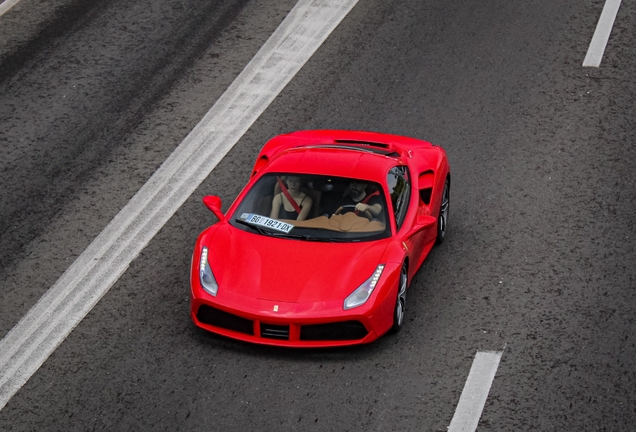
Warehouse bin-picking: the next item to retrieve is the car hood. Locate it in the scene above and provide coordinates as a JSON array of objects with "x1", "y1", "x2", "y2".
[{"x1": 205, "y1": 225, "x2": 390, "y2": 303}]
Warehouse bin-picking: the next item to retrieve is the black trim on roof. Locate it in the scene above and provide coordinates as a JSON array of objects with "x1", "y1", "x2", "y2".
[
  {"x1": 301, "y1": 144, "x2": 400, "y2": 157},
  {"x1": 333, "y1": 139, "x2": 390, "y2": 148}
]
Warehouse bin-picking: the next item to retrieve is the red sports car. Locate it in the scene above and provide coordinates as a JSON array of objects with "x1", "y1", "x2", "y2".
[{"x1": 190, "y1": 130, "x2": 450, "y2": 347}]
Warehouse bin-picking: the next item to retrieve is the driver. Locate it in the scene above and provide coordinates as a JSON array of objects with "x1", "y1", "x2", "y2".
[{"x1": 333, "y1": 181, "x2": 383, "y2": 218}]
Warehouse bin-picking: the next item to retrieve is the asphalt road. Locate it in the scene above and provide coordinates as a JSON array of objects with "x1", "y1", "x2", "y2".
[{"x1": 1, "y1": 0, "x2": 635, "y2": 430}]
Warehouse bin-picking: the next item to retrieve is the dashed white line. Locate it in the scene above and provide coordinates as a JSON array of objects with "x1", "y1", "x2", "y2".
[
  {"x1": 448, "y1": 351, "x2": 503, "y2": 432},
  {"x1": 583, "y1": 0, "x2": 622, "y2": 67},
  {"x1": 0, "y1": 0, "x2": 22, "y2": 17},
  {"x1": 0, "y1": 0, "x2": 360, "y2": 411}
]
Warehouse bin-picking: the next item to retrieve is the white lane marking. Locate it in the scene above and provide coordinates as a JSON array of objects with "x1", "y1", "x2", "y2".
[
  {"x1": 0, "y1": 0, "x2": 360, "y2": 411},
  {"x1": 448, "y1": 351, "x2": 503, "y2": 432},
  {"x1": 0, "y1": 0, "x2": 22, "y2": 17},
  {"x1": 583, "y1": 0, "x2": 622, "y2": 67}
]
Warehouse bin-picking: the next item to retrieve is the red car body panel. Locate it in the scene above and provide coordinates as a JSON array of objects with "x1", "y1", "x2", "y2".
[{"x1": 190, "y1": 130, "x2": 450, "y2": 347}]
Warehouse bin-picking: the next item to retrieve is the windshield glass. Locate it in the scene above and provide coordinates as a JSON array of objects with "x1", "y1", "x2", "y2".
[{"x1": 229, "y1": 173, "x2": 390, "y2": 242}]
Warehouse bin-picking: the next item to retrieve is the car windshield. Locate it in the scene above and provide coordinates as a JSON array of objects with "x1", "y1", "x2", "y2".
[{"x1": 229, "y1": 173, "x2": 390, "y2": 242}]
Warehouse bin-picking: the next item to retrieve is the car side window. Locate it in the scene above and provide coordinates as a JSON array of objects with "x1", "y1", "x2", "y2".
[{"x1": 387, "y1": 166, "x2": 411, "y2": 231}]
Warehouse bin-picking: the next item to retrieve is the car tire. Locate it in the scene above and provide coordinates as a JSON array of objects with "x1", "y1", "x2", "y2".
[
  {"x1": 436, "y1": 178, "x2": 450, "y2": 244},
  {"x1": 391, "y1": 263, "x2": 408, "y2": 333}
]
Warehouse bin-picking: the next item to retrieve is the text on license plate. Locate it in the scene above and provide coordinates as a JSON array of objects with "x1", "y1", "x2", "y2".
[{"x1": 241, "y1": 214, "x2": 294, "y2": 233}]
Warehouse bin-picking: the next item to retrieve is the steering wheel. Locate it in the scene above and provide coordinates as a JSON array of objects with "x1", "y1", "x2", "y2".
[{"x1": 334, "y1": 204, "x2": 373, "y2": 221}]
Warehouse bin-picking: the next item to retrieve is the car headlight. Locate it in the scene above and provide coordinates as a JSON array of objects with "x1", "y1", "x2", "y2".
[
  {"x1": 343, "y1": 264, "x2": 385, "y2": 310},
  {"x1": 199, "y1": 247, "x2": 218, "y2": 296}
]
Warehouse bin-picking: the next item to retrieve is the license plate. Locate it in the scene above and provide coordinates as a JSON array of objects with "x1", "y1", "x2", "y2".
[{"x1": 241, "y1": 213, "x2": 294, "y2": 233}]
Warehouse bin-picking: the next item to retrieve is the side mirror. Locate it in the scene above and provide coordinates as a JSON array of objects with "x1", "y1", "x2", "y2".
[{"x1": 203, "y1": 195, "x2": 224, "y2": 220}]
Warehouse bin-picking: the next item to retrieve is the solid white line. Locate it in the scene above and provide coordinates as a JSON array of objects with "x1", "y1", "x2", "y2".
[
  {"x1": 583, "y1": 0, "x2": 622, "y2": 67},
  {"x1": 448, "y1": 351, "x2": 503, "y2": 432},
  {"x1": 0, "y1": 0, "x2": 359, "y2": 411},
  {"x1": 0, "y1": 0, "x2": 22, "y2": 17}
]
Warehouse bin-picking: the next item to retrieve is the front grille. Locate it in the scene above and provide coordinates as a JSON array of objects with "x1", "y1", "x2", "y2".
[
  {"x1": 197, "y1": 305, "x2": 254, "y2": 335},
  {"x1": 260, "y1": 323, "x2": 290, "y2": 340},
  {"x1": 300, "y1": 321, "x2": 368, "y2": 341}
]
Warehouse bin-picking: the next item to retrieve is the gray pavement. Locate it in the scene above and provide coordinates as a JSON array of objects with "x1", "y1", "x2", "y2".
[{"x1": 0, "y1": 0, "x2": 634, "y2": 430}]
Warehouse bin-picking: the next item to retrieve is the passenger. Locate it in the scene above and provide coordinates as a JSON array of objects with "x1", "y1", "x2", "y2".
[
  {"x1": 333, "y1": 181, "x2": 383, "y2": 219},
  {"x1": 270, "y1": 176, "x2": 313, "y2": 221}
]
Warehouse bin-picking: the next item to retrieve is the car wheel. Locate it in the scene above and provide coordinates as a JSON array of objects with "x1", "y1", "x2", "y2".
[
  {"x1": 436, "y1": 178, "x2": 450, "y2": 244},
  {"x1": 392, "y1": 264, "x2": 408, "y2": 333}
]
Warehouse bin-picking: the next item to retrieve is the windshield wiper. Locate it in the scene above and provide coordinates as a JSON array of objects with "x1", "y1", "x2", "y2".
[
  {"x1": 235, "y1": 219, "x2": 272, "y2": 235},
  {"x1": 269, "y1": 232, "x2": 310, "y2": 240},
  {"x1": 235, "y1": 219, "x2": 362, "y2": 242},
  {"x1": 235, "y1": 219, "x2": 309, "y2": 240},
  {"x1": 310, "y1": 237, "x2": 360, "y2": 243}
]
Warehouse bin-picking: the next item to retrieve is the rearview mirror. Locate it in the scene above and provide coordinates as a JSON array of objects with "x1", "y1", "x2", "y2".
[{"x1": 203, "y1": 195, "x2": 224, "y2": 220}]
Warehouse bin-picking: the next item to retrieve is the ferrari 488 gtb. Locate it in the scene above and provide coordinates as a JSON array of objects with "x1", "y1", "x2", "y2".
[{"x1": 190, "y1": 130, "x2": 450, "y2": 347}]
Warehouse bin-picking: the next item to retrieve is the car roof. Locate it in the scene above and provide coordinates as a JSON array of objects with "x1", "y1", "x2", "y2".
[{"x1": 263, "y1": 146, "x2": 403, "y2": 183}]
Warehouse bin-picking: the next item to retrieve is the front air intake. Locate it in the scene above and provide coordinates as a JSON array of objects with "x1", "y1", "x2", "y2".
[
  {"x1": 300, "y1": 321, "x2": 368, "y2": 341},
  {"x1": 197, "y1": 305, "x2": 254, "y2": 335}
]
